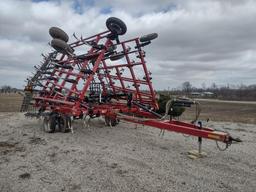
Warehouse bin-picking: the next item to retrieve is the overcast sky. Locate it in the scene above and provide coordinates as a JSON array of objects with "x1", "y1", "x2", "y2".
[{"x1": 0, "y1": 0, "x2": 255, "y2": 89}]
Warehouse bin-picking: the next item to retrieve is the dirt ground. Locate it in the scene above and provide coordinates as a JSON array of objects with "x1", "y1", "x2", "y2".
[{"x1": 0, "y1": 112, "x2": 255, "y2": 192}]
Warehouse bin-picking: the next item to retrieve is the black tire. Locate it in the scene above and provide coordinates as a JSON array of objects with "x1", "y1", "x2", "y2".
[
  {"x1": 140, "y1": 33, "x2": 158, "y2": 42},
  {"x1": 49, "y1": 27, "x2": 69, "y2": 42},
  {"x1": 105, "y1": 116, "x2": 110, "y2": 126},
  {"x1": 106, "y1": 17, "x2": 127, "y2": 35},
  {"x1": 105, "y1": 116, "x2": 118, "y2": 127},
  {"x1": 42, "y1": 116, "x2": 49, "y2": 132},
  {"x1": 109, "y1": 52, "x2": 124, "y2": 61},
  {"x1": 43, "y1": 114, "x2": 57, "y2": 133},
  {"x1": 51, "y1": 39, "x2": 74, "y2": 54},
  {"x1": 49, "y1": 114, "x2": 58, "y2": 133},
  {"x1": 110, "y1": 118, "x2": 118, "y2": 126},
  {"x1": 58, "y1": 115, "x2": 71, "y2": 133}
]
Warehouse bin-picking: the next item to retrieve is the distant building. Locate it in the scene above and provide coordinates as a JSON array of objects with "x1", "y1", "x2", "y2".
[
  {"x1": 203, "y1": 92, "x2": 214, "y2": 96},
  {"x1": 191, "y1": 91, "x2": 215, "y2": 98},
  {"x1": 191, "y1": 92, "x2": 201, "y2": 97}
]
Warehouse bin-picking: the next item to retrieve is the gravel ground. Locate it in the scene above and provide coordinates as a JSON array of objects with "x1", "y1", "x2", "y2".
[{"x1": 0, "y1": 112, "x2": 255, "y2": 192}]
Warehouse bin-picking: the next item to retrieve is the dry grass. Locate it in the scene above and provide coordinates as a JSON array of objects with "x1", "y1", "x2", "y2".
[
  {"x1": 183, "y1": 100, "x2": 256, "y2": 124},
  {"x1": 0, "y1": 93, "x2": 23, "y2": 112},
  {"x1": 0, "y1": 94, "x2": 255, "y2": 124}
]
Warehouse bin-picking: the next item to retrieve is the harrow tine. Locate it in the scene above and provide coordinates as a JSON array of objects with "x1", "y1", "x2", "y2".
[
  {"x1": 41, "y1": 53, "x2": 47, "y2": 59},
  {"x1": 80, "y1": 35, "x2": 94, "y2": 46},
  {"x1": 73, "y1": 32, "x2": 79, "y2": 40}
]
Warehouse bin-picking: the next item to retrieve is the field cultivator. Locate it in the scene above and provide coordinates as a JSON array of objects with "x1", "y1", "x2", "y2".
[{"x1": 24, "y1": 17, "x2": 241, "y2": 154}]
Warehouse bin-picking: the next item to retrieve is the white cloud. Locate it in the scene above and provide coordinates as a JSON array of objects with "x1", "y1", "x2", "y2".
[{"x1": 0, "y1": 0, "x2": 255, "y2": 89}]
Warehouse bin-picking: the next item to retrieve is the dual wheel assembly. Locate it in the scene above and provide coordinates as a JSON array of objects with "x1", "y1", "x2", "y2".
[
  {"x1": 43, "y1": 113, "x2": 119, "y2": 133},
  {"x1": 49, "y1": 17, "x2": 157, "y2": 56},
  {"x1": 43, "y1": 113, "x2": 72, "y2": 133},
  {"x1": 104, "y1": 116, "x2": 119, "y2": 127}
]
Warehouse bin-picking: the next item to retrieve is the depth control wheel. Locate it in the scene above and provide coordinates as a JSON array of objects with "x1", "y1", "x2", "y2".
[
  {"x1": 43, "y1": 114, "x2": 57, "y2": 133},
  {"x1": 106, "y1": 17, "x2": 127, "y2": 35},
  {"x1": 105, "y1": 116, "x2": 119, "y2": 127},
  {"x1": 51, "y1": 39, "x2": 74, "y2": 54},
  {"x1": 58, "y1": 115, "x2": 72, "y2": 133},
  {"x1": 49, "y1": 27, "x2": 69, "y2": 42},
  {"x1": 139, "y1": 33, "x2": 158, "y2": 42}
]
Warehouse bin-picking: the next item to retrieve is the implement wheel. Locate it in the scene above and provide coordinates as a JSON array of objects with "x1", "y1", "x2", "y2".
[
  {"x1": 49, "y1": 27, "x2": 69, "y2": 42},
  {"x1": 105, "y1": 116, "x2": 118, "y2": 127},
  {"x1": 51, "y1": 39, "x2": 74, "y2": 54},
  {"x1": 43, "y1": 114, "x2": 57, "y2": 133},
  {"x1": 58, "y1": 115, "x2": 72, "y2": 133},
  {"x1": 140, "y1": 33, "x2": 158, "y2": 42},
  {"x1": 106, "y1": 17, "x2": 127, "y2": 35}
]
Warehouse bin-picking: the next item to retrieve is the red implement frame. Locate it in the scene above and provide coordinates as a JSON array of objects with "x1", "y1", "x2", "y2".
[
  {"x1": 32, "y1": 19, "x2": 239, "y2": 146},
  {"x1": 34, "y1": 31, "x2": 157, "y2": 115}
]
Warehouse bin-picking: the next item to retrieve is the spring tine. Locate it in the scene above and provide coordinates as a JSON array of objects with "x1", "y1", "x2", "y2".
[
  {"x1": 41, "y1": 53, "x2": 47, "y2": 58},
  {"x1": 73, "y1": 32, "x2": 79, "y2": 40}
]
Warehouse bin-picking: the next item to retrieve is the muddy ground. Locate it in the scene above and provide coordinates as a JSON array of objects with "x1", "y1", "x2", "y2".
[{"x1": 0, "y1": 112, "x2": 255, "y2": 192}]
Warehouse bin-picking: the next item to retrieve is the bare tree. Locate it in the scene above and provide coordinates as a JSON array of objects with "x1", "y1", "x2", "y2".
[
  {"x1": 211, "y1": 82, "x2": 218, "y2": 90},
  {"x1": 182, "y1": 81, "x2": 192, "y2": 96},
  {"x1": 1, "y1": 85, "x2": 12, "y2": 93},
  {"x1": 201, "y1": 82, "x2": 206, "y2": 90}
]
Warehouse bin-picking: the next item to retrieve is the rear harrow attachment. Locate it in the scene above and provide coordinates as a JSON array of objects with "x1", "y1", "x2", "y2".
[{"x1": 24, "y1": 17, "x2": 241, "y2": 154}]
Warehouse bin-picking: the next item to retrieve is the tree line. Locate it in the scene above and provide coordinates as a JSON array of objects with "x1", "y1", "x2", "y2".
[
  {"x1": 1, "y1": 83, "x2": 256, "y2": 101},
  {"x1": 160, "y1": 81, "x2": 256, "y2": 101},
  {"x1": 0, "y1": 85, "x2": 20, "y2": 93}
]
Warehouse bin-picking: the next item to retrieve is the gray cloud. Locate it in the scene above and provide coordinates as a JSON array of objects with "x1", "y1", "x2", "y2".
[{"x1": 0, "y1": 0, "x2": 255, "y2": 89}]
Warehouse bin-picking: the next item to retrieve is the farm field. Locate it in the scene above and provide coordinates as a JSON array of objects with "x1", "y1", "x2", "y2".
[
  {"x1": 0, "y1": 93, "x2": 23, "y2": 112},
  {"x1": 1, "y1": 93, "x2": 255, "y2": 124},
  {"x1": 181, "y1": 99, "x2": 256, "y2": 124}
]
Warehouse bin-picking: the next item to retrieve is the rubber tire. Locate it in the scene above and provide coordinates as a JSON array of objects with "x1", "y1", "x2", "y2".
[
  {"x1": 51, "y1": 39, "x2": 74, "y2": 54},
  {"x1": 47, "y1": 114, "x2": 57, "y2": 133},
  {"x1": 58, "y1": 115, "x2": 71, "y2": 133},
  {"x1": 43, "y1": 116, "x2": 50, "y2": 132},
  {"x1": 105, "y1": 116, "x2": 118, "y2": 127},
  {"x1": 140, "y1": 33, "x2": 158, "y2": 42},
  {"x1": 106, "y1": 17, "x2": 127, "y2": 35},
  {"x1": 49, "y1": 27, "x2": 69, "y2": 42},
  {"x1": 109, "y1": 52, "x2": 124, "y2": 61}
]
